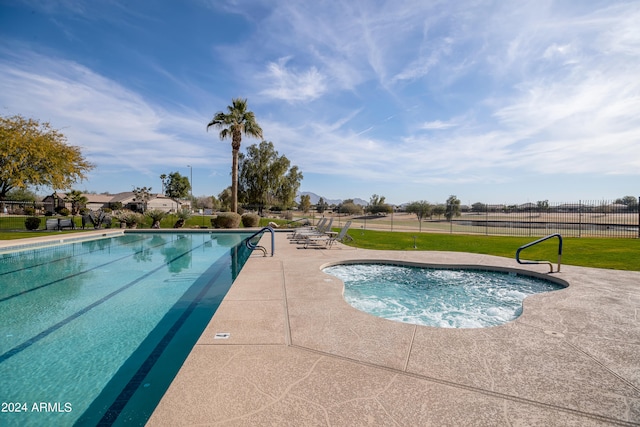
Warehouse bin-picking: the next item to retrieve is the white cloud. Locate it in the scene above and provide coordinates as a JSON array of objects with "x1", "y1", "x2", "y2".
[
  {"x1": 259, "y1": 57, "x2": 327, "y2": 103},
  {"x1": 0, "y1": 50, "x2": 220, "y2": 175},
  {"x1": 420, "y1": 120, "x2": 457, "y2": 130}
]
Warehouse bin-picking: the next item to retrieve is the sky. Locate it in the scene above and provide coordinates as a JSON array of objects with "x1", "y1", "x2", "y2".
[{"x1": 1, "y1": 0, "x2": 639, "y2": 206}]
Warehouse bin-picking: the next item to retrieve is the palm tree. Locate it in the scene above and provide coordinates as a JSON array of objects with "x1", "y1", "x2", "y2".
[
  {"x1": 207, "y1": 98, "x2": 263, "y2": 213},
  {"x1": 65, "y1": 189, "x2": 88, "y2": 215}
]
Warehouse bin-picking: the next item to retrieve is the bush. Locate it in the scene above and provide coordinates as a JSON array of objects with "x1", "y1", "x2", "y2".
[
  {"x1": 24, "y1": 206, "x2": 36, "y2": 216},
  {"x1": 55, "y1": 206, "x2": 70, "y2": 216},
  {"x1": 24, "y1": 216, "x2": 41, "y2": 230},
  {"x1": 113, "y1": 209, "x2": 144, "y2": 228},
  {"x1": 145, "y1": 209, "x2": 167, "y2": 228},
  {"x1": 211, "y1": 212, "x2": 241, "y2": 228},
  {"x1": 241, "y1": 213, "x2": 260, "y2": 227}
]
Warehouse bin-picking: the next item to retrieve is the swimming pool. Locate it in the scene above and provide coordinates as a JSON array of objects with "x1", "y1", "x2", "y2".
[
  {"x1": 0, "y1": 231, "x2": 254, "y2": 426},
  {"x1": 323, "y1": 262, "x2": 567, "y2": 328}
]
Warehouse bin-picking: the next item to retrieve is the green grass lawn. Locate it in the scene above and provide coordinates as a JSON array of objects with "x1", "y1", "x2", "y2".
[{"x1": 341, "y1": 229, "x2": 640, "y2": 271}]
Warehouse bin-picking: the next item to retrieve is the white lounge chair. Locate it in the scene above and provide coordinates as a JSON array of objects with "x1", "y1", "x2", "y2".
[
  {"x1": 288, "y1": 217, "x2": 327, "y2": 239},
  {"x1": 290, "y1": 218, "x2": 333, "y2": 241},
  {"x1": 303, "y1": 221, "x2": 351, "y2": 248}
]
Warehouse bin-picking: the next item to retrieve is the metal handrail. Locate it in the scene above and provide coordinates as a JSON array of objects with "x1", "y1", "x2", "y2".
[
  {"x1": 245, "y1": 226, "x2": 275, "y2": 257},
  {"x1": 516, "y1": 233, "x2": 563, "y2": 273}
]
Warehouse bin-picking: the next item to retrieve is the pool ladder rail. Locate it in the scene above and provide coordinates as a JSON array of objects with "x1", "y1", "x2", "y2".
[
  {"x1": 245, "y1": 226, "x2": 275, "y2": 257},
  {"x1": 516, "y1": 233, "x2": 563, "y2": 273}
]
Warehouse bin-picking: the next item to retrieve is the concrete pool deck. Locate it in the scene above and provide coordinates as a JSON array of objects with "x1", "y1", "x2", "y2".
[
  {"x1": 2, "y1": 229, "x2": 635, "y2": 425},
  {"x1": 147, "y1": 231, "x2": 640, "y2": 426}
]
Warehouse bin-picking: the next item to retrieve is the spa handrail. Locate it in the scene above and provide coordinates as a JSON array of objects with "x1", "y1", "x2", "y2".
[
  {"x1": 516, "y1": 233, "x2": 562, "y2": 273},
  {"x1": 245, "y1": 226, "x2": 275, "y2": 257}
]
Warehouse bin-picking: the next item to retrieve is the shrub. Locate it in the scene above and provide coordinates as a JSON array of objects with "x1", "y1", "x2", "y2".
[
  {"x1": 145, "y1": 209, "x2": 167, "y2": 228},
  {"x1": 55, "y1": 206, "x2": 70, "y2": 216},
  {"x1": 211, "y1": 212, "x2": 241, "y2": 228},
  {"x1": 113, "y1": 209, "x2": 144, "y2": 228},
  {"x1": 241, "y1": 213, "x2": 260, "y2": 227},
  {"x1": 24, "y1": 216, "x2": 41, "y2": 230},
  {"x1": 24, "y1": 206, "x2": 36, "y2": 216},
  {"x1": 176, "y1": 208, "x2": 192, "y2": 221},
  {"x1": 172, "y1": 208, "x2": 192, "y2": 228}
]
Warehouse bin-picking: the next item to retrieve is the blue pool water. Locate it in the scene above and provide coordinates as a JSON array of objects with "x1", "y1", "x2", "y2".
[
  {"x1": 323, "y1": 263, "x2": 565, "y2": 328},
  {"x1": 0, "y1": 231, "x2": 254, "y2": 426}
]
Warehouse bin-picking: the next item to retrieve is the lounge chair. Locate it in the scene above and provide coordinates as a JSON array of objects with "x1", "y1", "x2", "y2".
[
  {"x1": 45, "y1": 218, "x2": 59, "y2": 231},
  {"x1": 289, "y1": 217, "x2": 331, "y2": 241},
  {"x1": 303, "y1": 221, "x2": 351, "y2": 248},
  {"x1": 288, "y1": 217, "x2": 324, "y2": 239}
]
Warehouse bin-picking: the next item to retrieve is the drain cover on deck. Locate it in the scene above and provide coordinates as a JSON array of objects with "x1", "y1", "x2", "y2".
[{"x1": 214, "y1": 333, "x2": 230, "y2": 339}]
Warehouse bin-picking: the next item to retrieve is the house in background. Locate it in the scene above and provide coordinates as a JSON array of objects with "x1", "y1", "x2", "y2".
[{"x1": 42, "y1": 192, "x2": 190, "y2": 214}]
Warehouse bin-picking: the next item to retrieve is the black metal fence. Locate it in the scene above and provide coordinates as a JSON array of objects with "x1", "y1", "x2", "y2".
[
  {"x1": 335, "y1": 198, "x2": 640, "y2": 239},
  {"x1": 440, "y1": 199, "x2": 639, "y2": 238}
]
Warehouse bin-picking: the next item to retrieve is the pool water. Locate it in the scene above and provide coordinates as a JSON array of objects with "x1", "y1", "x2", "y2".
[
  {"x1": 323, "y1": 263, "x2": 565, "y2": 328},
  {"x1": 0, "y1": 232, "x2": 253, "y2": 426}
]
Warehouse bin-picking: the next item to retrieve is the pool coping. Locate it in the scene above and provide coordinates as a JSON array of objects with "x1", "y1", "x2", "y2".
[
  {"x1": 0, "y1": 229, "x2": 125, "y2": 253},
  {"x1": 146, "y1": 231, "x2": 640, "y2": 426}
]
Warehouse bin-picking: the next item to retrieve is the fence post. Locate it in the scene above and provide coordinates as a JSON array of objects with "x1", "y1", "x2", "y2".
[
  {"x1": 485, "y1": 205, "x2": 488, "y2": 236},
  {"x1": 638, "y1": 196, "x2": 640, "y2": 239},
  {"x1": 578, "y1": 200, "x2": 582, "y2": 238}
]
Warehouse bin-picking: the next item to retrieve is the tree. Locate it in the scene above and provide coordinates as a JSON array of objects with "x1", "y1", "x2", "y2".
[
  {"x1": 209, "y1": 195, "x2": 221, "y2": 211},
  {"x1": 536, "y1": 200, "x2": 550, "y2": 212},
  {"x1": 367, "y1": 194, "x2": 393, "y2": 215},
  {"x1": 218, "y1": 187, "x2": 232, "y2": 212},
  {"x1": 299, "y1": 194, "x2": 311, "y2": 213},
  {"x1": 472, "y1": 202, "x2": 486, "y2": 213},
  {"x1": 316, "y1": 197, "x2": 328, "y2": 214},
  {"x1": 338, "y1": 199, "x2": 363, "y2": 215},
  {"x1": 65, "y1": 189, "x2": 88, "y2": 215},
  {"x1": 432, "y1": 204, "x2": 446, "y2": 219},
  {"x1": 0, "y1": 114, "x2": 94, "y2": 200},
  {"x1": 160, "y1": 173, "x2": 167, "y2": 193},
  {"x1": 445, "y1": 195, "x2": 461, "y2": 221},
  {"x1": 277, "y1": 165, "x2": 303, "y2": 210},
  {"x1": 238, "y1": 140, "x2": 303, "y2": 213},
  {"x1": 6, "y1": 187, "x2": 38, "y2": 202},
  {"x1": 132, "y1": 186, "x2": 153, "y2": 213},
  {"x1": 161, "y1": 172, "x2": 191, "y2": 210},
  {"x1": 616, "y1": 196, "x2": 639, "y2": 211},
  {"x1": 405, "y1": 201, "x2": 432, "y2": 232},
  {"x1": 207, "y1": 98, "x2": 263, "y2": 213},
  {"x1": 194, "y1": 195, "x2": 215, "y2": 210}
]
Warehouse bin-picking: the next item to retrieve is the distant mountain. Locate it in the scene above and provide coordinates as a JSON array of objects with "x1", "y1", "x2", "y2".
[{"x1": 296, "y1": 191, "x2": 367, "y2": 206}]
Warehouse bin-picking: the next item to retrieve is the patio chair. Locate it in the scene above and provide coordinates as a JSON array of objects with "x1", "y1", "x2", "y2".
[
  {"x1": 289, "y1": 217, "x2": 331, "y2": 241},
  {"x1": 303, "y1": 221, "x2": 352, "y2": 248}
]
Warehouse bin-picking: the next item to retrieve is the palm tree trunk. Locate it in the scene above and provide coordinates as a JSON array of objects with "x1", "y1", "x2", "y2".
[{"x1": 231, "y1": 148, "x2": 239, "y2": 213}]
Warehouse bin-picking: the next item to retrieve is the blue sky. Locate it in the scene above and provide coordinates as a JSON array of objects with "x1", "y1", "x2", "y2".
[{"x1": 1, "y1": 0, "x2": 638, "y2": 205}]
